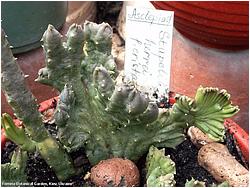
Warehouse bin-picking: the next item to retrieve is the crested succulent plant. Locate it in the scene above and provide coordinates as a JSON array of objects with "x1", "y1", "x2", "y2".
[
  {"x1": 173, "y1": 87, "x2": 239, "y2": 142},
  {"x1": 1, "y1": 148, "x2": 28, "y2": 186},
  {"x1": 146, "y1": 146, "x2": 176, "y2": 187},
  {"x1": 35, "y1": 21, "x2": 239, "y2": 165},
  {"x1": 1, "y1": 29, "x2": 75, "y2": 181}
]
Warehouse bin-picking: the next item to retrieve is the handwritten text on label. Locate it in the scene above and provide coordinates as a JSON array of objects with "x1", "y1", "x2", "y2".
[{"x1": 124, "y1": 7, "x2": 174, "y2": 96}]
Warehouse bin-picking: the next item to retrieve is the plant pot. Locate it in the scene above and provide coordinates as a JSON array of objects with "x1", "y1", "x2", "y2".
[
  {"x1": 1, "y1": 1, "x2": 68, "y2": 54},
  {"x1": 151, "y1": 1, "x2": 249, "y2": 50}
]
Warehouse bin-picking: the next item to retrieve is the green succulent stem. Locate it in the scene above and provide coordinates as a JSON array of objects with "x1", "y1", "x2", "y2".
[
  {"x1": 1, "y1": 30, "x2": 47, "y2": 142},
  {"x1": 1, "y1": 29, "x2": 75, "y2": 181},
  {"x1": 36, "y1": 22, "x2": 185, "y2": 165}
]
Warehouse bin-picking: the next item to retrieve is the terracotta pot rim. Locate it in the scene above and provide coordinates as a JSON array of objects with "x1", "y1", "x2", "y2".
[
  {"x1": 175, "y1": 22, "x2": 248, "y2": 45},
  {"x1": 152, "y1": 1, "x2": 249, "y2": 20},
  {"x1": 173, "y1": 15, "x2": 249, "y2": 32},
  {"x1": 152, "y1": 2, "x2": 249, "y2": 26},
  {"x1": 175, "y1": 28, "x2": 249, "y2": 50},
  {"x1": 174, "y1": 19, "x2": 248, "y2": 39},
  {"x1": 151, "y1": 1, "x2": 249, "y2": 49},
  {"x1": 182, "y1": 2, "x2": 249, "y2": 16},
  {"x1": 174, "y1": 14, "x2": 249, "y2": 35}
]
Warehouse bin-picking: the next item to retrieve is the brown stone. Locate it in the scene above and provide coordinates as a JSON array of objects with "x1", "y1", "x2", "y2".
[{"x1": 90, "y1": 158, "x2": 140, "y2": 187}]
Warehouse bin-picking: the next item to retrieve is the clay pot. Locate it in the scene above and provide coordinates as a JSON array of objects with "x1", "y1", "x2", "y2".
[{"x1": 151, "y1": 1, "x2": 249, "y2": 50}]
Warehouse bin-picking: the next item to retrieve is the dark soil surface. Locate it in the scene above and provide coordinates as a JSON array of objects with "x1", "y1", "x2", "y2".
[
  {"x1": 165, "y1": 139, "x2": 217, "y2": 186},
  {"x1": 25, "y1": 146, "x2": 94, "y2": 187},
  {"x1": 2, "y1": 141, "x2": 93, "y2": 187},
  {"x1": 2, "y1": 126, "x2": 247, "y2": 187},
  {"x1": 26, "y1": 151, "x2": 58, "y2": 185}
]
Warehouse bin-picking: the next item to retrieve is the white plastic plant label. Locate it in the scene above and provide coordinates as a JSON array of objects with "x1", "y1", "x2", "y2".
[{"x1": 124, "y1": 6, "x2": 174, "y2": 97}]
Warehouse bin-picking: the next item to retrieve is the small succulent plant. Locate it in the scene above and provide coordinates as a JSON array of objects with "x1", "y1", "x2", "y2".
[
  {"x1": 185, "y1": 178, "x2": 229, "y2": 187},
  {"x1": 1, "y1": 21, "x2": 239, "y2": 183},
  {"x1": 1, "y1": 148, "x2": 28, "y2": 185},
  {"x1": 185, "y1": 178, "x2": 206, "y2": 187},
  {"x1": 146, "y1": 146, "x2": 176, "y2": 187}
]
